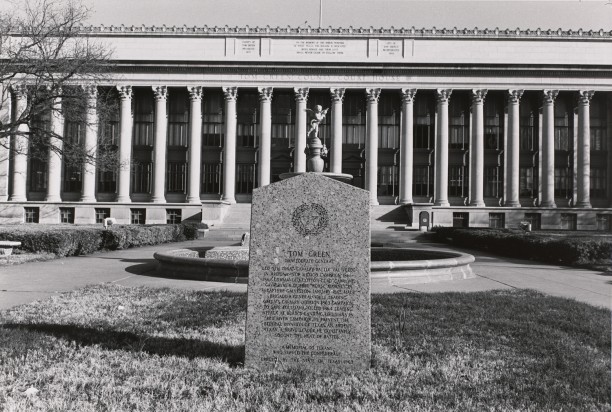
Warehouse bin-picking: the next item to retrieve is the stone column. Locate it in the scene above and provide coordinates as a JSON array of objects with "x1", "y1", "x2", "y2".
[
  {"x1": 9, "y1": 84, "x2": 28, "y2": 202},
  {"x1": 294, "y1": 88, "x2": 309, "y2": 173},
  {"x1": 469, "y1": 89, "x2": 487, "y2": 207},
  {"x1": 151, "y1": 86, "x2": 168, "y2": 203},
  {"x1": 222, "y1": 87, "x2": 238, "y2": 204},
  {"x1": 186, "y1": 86, "x2": 203, "y2": 204},
  {"x1": 541, "y1": 89, "x2": 558, "y2": 208},
  {"x1": 434, "y1": 89, "x2": 452, "y2": 206},
  {"x1": 81, "y1": 85, "x2": 98, "y2": 202},
  {"x1": 46, "y1": 93, "x2": 63, "y2": 202},
  {"x1": 330, "y1": 88, "x2": 345, "y2": 174},
  {"x1": 366, "y1": 88, "x2": 381, "y2": 206},
  {"x1": 399, "y1": 89, "x2": 417, "y2": 204},
  {"x1": 576, "y1": 90, "x2": 594, "y2": 208},
  {"x1": 116, "y1": 85, "x2": 133, "y2": 203},
  {"x1": 258, "y1": 87, "x2": 273, "y2": 187},
  {"x1": 506, "y1": 90, "x2": 523, "y2": 207}
]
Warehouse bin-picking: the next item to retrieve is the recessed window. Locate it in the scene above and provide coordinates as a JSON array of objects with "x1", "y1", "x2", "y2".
[
  {"x1": 95, "y1": 208, "x2": 111, "y2": 224},
  {"x1": 166, "y1": 209, "x2": 182, "y2": 224},
  {"x1": 24, "y1": 207, "x2": 39, "y2": 223},
  {"x1": 453, "y1": 212, "x2": 469, "y2": 228},
  {"x1": 596, "y1": 214, "x2": 611, "y2": 231},
  {"x1": 130, "y1": 208, "x2": 146, "y2": 225},
  {"x1": 489, "y1": 213, "x2": 505, "y2": 229},
  {"x1": 59, "y1": 207, "x2": 75, "y2": 224},
  {"x1": 524, "y1": 213, "x2": 541, "y2": 230}
]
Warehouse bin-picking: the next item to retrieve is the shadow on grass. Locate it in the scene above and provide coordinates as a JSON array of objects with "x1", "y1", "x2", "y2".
[{"x1": 2, "y1": 323, "x2": 245, "y2": 366}]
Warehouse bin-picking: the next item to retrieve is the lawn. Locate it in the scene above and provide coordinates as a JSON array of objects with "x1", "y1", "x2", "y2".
[{"x1": 0, "y1": 285, "x2": 609, "y2": 411}]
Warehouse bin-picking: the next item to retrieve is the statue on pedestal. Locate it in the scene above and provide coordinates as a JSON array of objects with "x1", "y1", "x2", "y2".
[{"x1": 305, "y1": 105, "x2": 329, "y2": 172}]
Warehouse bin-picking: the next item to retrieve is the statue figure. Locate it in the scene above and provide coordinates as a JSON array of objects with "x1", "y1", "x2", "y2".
[{"x1": 305, "y1": 105, "x2": 329, "y2": 138}]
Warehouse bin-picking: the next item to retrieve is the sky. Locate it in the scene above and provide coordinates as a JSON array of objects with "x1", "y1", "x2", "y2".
[{"x1": 1, "y1": 0, "x2": 611, "y2": 30}]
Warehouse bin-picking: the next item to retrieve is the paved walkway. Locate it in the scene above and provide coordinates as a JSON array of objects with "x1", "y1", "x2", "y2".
[{"x1": 1, "y1": 236, "x2": 610, "y2": 310}]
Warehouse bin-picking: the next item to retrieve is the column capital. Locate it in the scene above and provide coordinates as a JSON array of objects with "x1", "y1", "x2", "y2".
[
  {"x1": 152, "y1": 85, "x2": 168, "y2": 101},
  {"x1": 82, "y1": 84, "x2": 98, "y2": 99},
  {"x1": 436, "y1": 89, "x2": 452, "y2": 103},
  {"x1": 10, "y1": 83, "x2": 28, "y2": 99},
  {"x1": 188, "y1": 86, "x2": 203, "y2": 101},
  {"x1": 508, "y1": 89, "x2": 524, "y2": 104},
  {"x1": 330, "y1": 88, "x2": 346, "y2": 102},
  {"x1": 366, "y1": 88, "x2": 381, "y2": 103},
  {"x1": 258, "y1": 87, "x2": 273, "y2": 102},
  {"x1": 294, "y1": 87, "x2": 309, "y2": 102},
  {"x1": 116, "y1": 85, "x2": 132, "y2": 100},
  {"x1": 471, "y1": 89, "x2": 488, "y2": 104},
  {"x1": 222, "y1": 86, "x2": 238, "y2": 101},
  {"x1": 400, "y1": 88, "x2": 417, "y2": 103},
  {"x1": 542, "y1": 89, "x2": 559, "y2": 104},
  {"x1": 578, "y1": 90, "x2": 595, "y2": 105}
]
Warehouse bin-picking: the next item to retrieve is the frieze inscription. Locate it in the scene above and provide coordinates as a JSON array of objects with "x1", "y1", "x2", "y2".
[{"x1": 293, "y1": 39, "x2": 347, "y2": 55}]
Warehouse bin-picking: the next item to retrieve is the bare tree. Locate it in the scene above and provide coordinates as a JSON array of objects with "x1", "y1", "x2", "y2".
[{"x1": 0, "y1": 0, "x2": 118, "y2": 170}]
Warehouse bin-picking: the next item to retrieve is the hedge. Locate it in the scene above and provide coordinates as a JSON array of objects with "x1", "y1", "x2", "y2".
[
  {"x1": 0, "y1": 223, "x2": 205, "y2": 257},
  {"x1": 430, "y1": 227, "x2": 612, "y2": 267}
]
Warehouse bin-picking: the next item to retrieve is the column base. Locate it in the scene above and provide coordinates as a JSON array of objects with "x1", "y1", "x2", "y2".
[
  {"x1": 45, "y1": 196, "x2": 62, "y2": 202},
  {"x1": 186, "y1": 196, "x2": 202, "y2": 204},
  {"x1": 116, "y1": 196, "x2": 131, "y2": 203},
  {"x1": 540, "y1": 200, "x2": 556, "y2": 208},
  {"x1": 469, "y1": 201, "x2": 485, "y2": 207},
  {"x1": 9, "y1": 195, "x2": 27, "y2": 202},
  {"x1": 0, "y1": 196, "x2": 7, "y2": 202},
  {"x1": 399, "y1": 199, "x2": 414, "y2": 205},
  {"x1": 221, "y1": 197, "x2": 236, "y2": 204},
  {"x1": 504, "y1": 200, "x2": 521, "y2": 207},
  {"x1": 434, "y1": 201, "x2": 450, "y2": 207},
  {"x1": 574, "y1": 201, "x2": 592, "y2": 208}
]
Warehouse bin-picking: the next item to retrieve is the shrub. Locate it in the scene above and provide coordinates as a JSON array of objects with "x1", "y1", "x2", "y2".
[
  {"x1": 431, "y1": 227, "x2": 612, "y2": 267},
  {"x1": 0, "y1": 223, "x2": 201, "y2": 257}
]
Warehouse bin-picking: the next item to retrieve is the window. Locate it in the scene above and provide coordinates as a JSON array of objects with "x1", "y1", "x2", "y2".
[
  {"x1": 377, "y1": 165, "x2": 398, "y2": 197},
  {"x1": 59, "y1": 207, "x2": 75, "y2": 224},
  {"x1": 166, "y1": 162, "x2": 187, "y2": 193},
  {"x1": 414, "y1": 96, "x2": 434, "y2": 149},
  {"x1": 520, "y1": 167, "x2": 538, "y2": 198},
  {"x1": 554, "y1": 167, "x2": 572, "y2": 198},
  {"x1": 484, "y1": 96, "x2": 503, "y2": 150},
  {"x1": 524, "y1": 213, "x2": 541, "y2": 230},
  {"x1": 485, "y1": 166, "x2": 503, "y2": 198},
  {"x1": 590, "y1": 168, "x2": 606, "y2": 198},
  {"x1": 132, "y1": 162, "x2": 152, "y2": 194},
  {"x1": 25, "y1": 207, "x2": 39, "y2": 223},
  {"x1": 596, "y1": 214, "x2": 611, "y2": 231},
  {"x1": 63, "y1": 164, "x2": 82, "y2": 192},
  {"x1": 590, "y1": 96, "x2": 607, "y2": 151},
  {"x1": 130, "y1": 208, "x2": 146, "y2": 224},
  {"x1": 166, "y1": 209, "x2": 182, "y2": 224},
  {"x1": 413, "y1": 165, "x2": 432, "y2": 197},
  {"x1": 489, "y1": 213, "x2": 505, "y2": 229},
  {"x1": 167, "y1": 90, "x2": 188, "y2": 147},
  {"x1": 236, "y1": 164, "x2": 256, "y2": 194},
  {"x1": 201, "y1": 163, "x2": 221, "y2": 194},
  {"x1": 453, "y1": 212, "x2": 469, "y2": 228},
  {"x1": 95, "y1": 208, "x2": 111, "y2": 224},
  {"x1": 554, "y1": 99, "x2": 572, "y2": 151},
  {"x1": 560, "y1": 213, "x2": 577, "y2": 230},
  {"x1": 133, "y1": 89, "x2": 154, "y2": 146},
  {"x1": 237, "y1": 92, "x2": 258, "y2": 148},
  {"x1": 97, "y1": 170, "x2": 117, "y2": 193},
  {"x1": 202, "y1": 89, "x2": 224, "y2": 147},
  {"x1": 271, "y1": 92, "x2": 294, "y2": 148},
  {"x1": 449, "y1": 95, "x2": 469, "y2": 150},
  {"x1": 342, "y1": 91, "x2": 366, "y2": 147},
  {"x1": 519, "y1": 110, "x2": 537, "y2": 151},
  {"x1": 449, "y1": 166, "x2": 468, "y2": 197},
  {"x1": 377, "y1": 93, "x2": 400, "y2": 149},
  {"x1": 29, "y1": 159, "x2": 47, "y2": 192}
]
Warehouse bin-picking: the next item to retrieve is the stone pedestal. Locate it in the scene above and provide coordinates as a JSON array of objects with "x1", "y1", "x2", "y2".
[{"x1": 245, "y1": 173, "x2": 371, "y2": 372}]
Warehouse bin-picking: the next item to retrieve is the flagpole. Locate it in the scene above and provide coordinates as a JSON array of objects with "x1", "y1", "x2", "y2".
[{"x1": 319, "y1": 0, "x2": 322, "y2": 28}]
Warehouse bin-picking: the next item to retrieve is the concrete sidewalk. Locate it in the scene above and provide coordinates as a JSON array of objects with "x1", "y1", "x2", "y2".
[{"x1": 1, "y1": 237, "x2": 610, "y2": 310}]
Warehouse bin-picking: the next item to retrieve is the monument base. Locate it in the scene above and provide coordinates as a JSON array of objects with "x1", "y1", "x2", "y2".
[{"x1": 279, "y1": 171, "x2": 353, "y2": 184}]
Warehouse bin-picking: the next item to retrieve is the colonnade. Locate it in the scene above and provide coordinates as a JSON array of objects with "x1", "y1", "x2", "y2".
[{"x1": 4, "y1": 85, "x2": 597, "y2": 209}]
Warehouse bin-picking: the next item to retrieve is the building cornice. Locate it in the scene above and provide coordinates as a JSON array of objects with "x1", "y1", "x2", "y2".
[{"x1": 47, "y1": 25, "x2": 612, "y2": 41}]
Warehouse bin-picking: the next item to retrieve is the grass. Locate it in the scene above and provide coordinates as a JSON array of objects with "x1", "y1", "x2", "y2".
[{"x1": 0, "y1": 285, "x2": 609, "y2": 411}]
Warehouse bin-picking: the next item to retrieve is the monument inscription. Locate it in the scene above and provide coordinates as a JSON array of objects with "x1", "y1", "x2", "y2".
[{"x1": 245, "y1": 173, "x2": 371, "y2": 372}]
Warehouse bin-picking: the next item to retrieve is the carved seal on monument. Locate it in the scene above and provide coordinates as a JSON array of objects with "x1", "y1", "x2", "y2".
[{"x1": 291, "y1": 203, "x2": 329, "y2": 236}]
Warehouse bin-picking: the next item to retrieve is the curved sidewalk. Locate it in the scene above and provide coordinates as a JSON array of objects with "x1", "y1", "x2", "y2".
[{"x1": 1, "y1": 237, "x2": 610, "y2": 310}]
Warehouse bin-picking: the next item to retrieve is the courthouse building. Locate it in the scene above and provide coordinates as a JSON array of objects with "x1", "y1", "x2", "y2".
[{"x1": 0, "y1": 23, "x2": 611, "y2": 229}]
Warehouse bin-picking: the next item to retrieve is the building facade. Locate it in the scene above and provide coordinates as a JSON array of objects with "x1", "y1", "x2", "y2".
[{"x1": 1, "y1": 25, "x2": 611, "y2": 229}]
